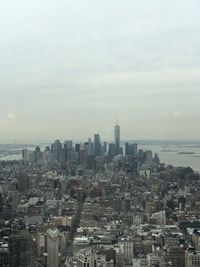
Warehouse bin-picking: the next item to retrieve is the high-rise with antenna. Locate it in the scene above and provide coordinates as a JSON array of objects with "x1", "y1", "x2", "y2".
[{"x1": 114, "y1": 120, "x2": 120, "y2": 155}]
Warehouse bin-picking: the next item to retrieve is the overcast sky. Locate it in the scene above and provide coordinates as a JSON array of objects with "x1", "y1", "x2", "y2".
[{"x1": 0, "y1": 0, "x2": 200, "y2": 141}]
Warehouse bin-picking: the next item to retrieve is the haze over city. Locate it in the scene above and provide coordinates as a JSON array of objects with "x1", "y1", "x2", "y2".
[
  {"x1": 0, "y1": 0, "x2": 200, "y2": 140},
  {"x1": 1, "y1": 2, "x2": 200, "y2": 267}
]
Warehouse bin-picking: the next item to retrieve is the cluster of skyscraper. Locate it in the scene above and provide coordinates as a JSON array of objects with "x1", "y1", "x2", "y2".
[
  {"x1": 22, "y1": 123, "x2": 121, "y2": 162},
  {"x1": 22, "y1": 123, "x2": 159, "y2": 172}
]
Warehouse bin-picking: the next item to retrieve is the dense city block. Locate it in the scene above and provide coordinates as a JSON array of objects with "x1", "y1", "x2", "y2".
[{"x1": 0, "y1": 125, "x2": 200, "y2": 266}]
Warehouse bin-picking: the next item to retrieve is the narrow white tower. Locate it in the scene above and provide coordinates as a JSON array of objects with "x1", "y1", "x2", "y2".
[{"x1": 114, "y1": 122, "x2": 120, "y2": 155}]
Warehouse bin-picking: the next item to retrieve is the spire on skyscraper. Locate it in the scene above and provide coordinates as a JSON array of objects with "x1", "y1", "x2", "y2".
[{"x1": 114, "y1": 121, "x2": 120, "y2": 155}]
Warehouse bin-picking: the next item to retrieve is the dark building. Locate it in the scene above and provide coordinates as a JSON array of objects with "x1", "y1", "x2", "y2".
[
  {"x1": 18, "y1": 174, "x2": 30, "y2": 194},
  {"x1": 35, "y1": 146, "x2": 41, "y2": 161},
  {"x1": 0, "y1": 245, "x2": 9, "y2": 267},
  {"x1": 104, "y1": 142, "x2": 107, "y2": 153},
  {"x1": 165, "y1": 246, "x2": 185, "y2": 267},
  {"x1": 80, "y1": 146, "x2": 87, "y2": 165},
  {"x1": 75, "y1": 144, "x2": 80, "y2": 153},
  {"x1": 154, "y1": 153, "x2": 160, "y2": 164},
  {"x1": 45, "y1": 146, "x2": 50, "y2": 151},
  {"x1": 125, "y1": 143, "x2": 138, "y2": 172},
  {"x1": 62, "y1": 147, "x2": 68, "y2": 163},
  {"x1": 9, "y1": 230, "x2": 32, "y2": 267},
  {"x1": 0, "y1": 193, "x2": 3, "y2": 212},
  {"x1": 64, "y1": 140, "x2": 73, "y2": 150},
  {"x1": 125, "y1": 143, "x2": 137, "y2": 157},
  {"x1": 75, "y1": 144, "x2": 81, "y2": 163},
  {"x1": 108, "y1": 143, "x2": 115, "y2": 158},
  {"x1": 138, "y1": 149, "x2": 145, "y2": 164},
  {"x1": 87, "y1": 155, "x2": 95, "y2": 169},
  {"x1": 123, "y1": 192, "x2": 131, "y2": 212},
  {"x1": 94, "y1": 134, "x2": 101, "y2": 156}
]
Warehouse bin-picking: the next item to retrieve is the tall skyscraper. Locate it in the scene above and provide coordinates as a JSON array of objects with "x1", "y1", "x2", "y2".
[
  {"x1": 9, "y1": 230, "x2": 32, "y2": 267},
  {"x1": 51, "y1": 140, "x2": 62, "y2": 162},
  {"x1": 114, "y1": 123, "x2": 120, "y2": 155},
  {"x1": 64, "y1": 140, "x2": 73, "y2": 163},
  {"x1": 88, "y1": 138, "x2": 93, "y2": 155},
  {"x1": 94, "y1": 134, "x2": 101, "y2": 156},
  {"x1": 35, "y1": 146, "x2": 41, "y2": 161},
  {"x1": 47, "y1": 229, "x2": 60, "y2": 267}
]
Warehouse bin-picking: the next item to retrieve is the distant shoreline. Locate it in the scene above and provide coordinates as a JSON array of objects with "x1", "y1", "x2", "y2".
[{"x1": 177, "y1": 152, "x2": 196, "y2": 155}]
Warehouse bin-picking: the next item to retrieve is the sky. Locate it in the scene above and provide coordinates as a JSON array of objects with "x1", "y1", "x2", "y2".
[{"x1": 0, "y1": 0, "x2": 200, "y2": 141}]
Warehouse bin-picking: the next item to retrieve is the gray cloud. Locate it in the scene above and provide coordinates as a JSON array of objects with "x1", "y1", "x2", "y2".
[{"x1": 0, "y1": 0, "x2": 200, "y2": 140}]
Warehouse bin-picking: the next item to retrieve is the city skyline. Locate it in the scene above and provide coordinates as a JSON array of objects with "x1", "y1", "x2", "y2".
[
  {"x1": 0, "y1": 1, "x2": 200, "y2": 266},
  {"x1": 0, "y1": 0, "x2": 200, "y2": 140}
]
